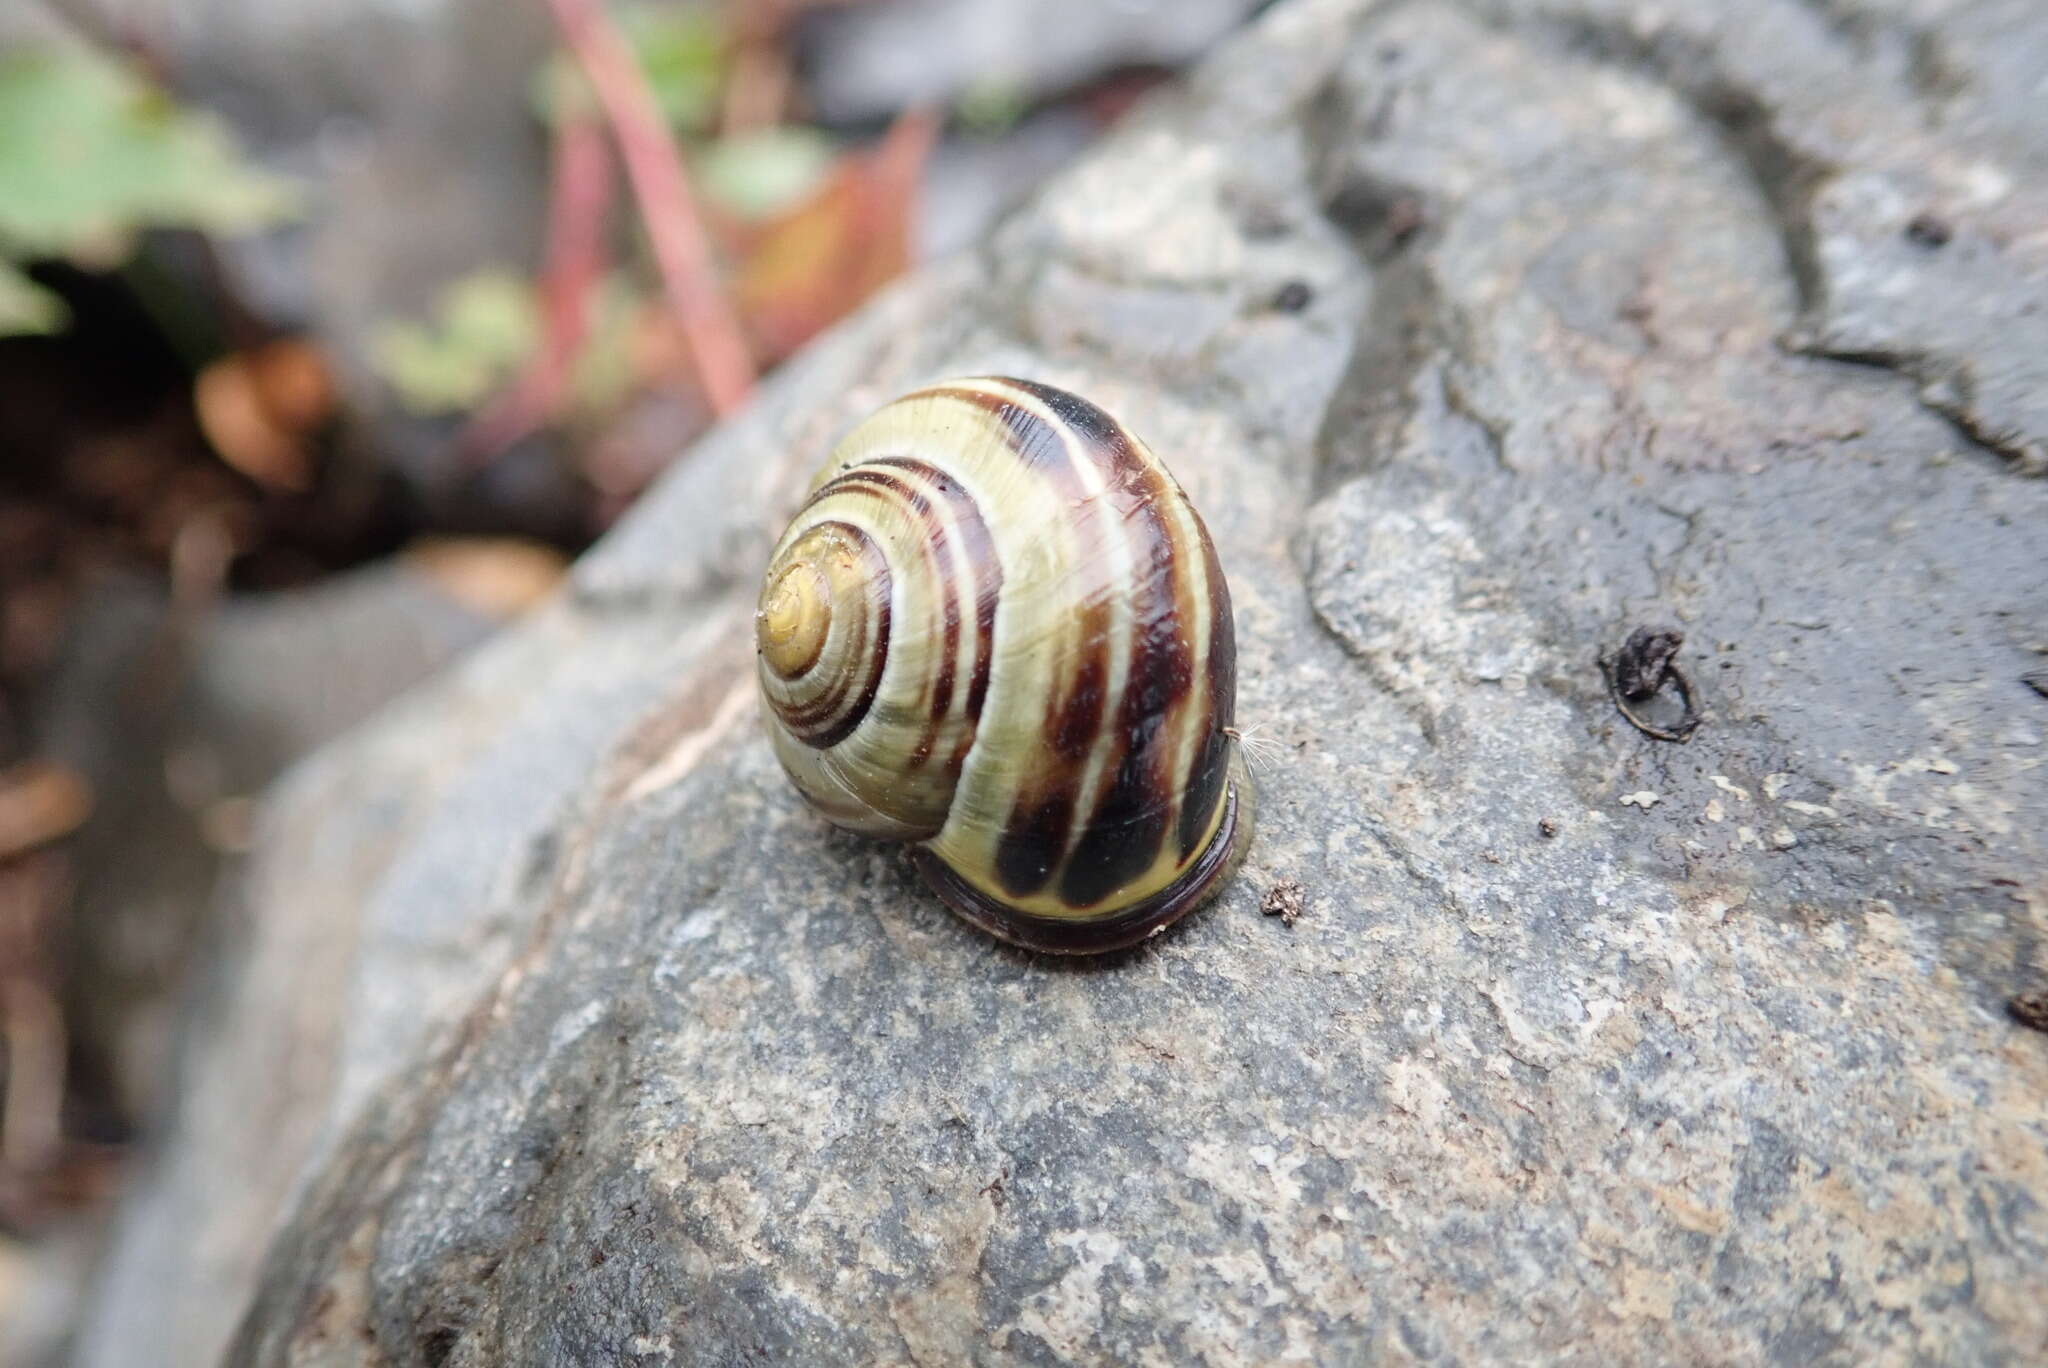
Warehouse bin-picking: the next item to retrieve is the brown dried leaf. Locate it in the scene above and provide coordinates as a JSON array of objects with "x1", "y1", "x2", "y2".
[
  {"x1": 731, "y1": 109, "x2": 935, "y2": 363},
  {"x1": 193, "y1": 338, "x2": 334, "y2": 492}
]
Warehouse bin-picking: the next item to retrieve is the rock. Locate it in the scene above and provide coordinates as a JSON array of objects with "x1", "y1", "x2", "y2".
[
  {"x1": 797, "y1": 0, "x2": 1270, "y2": 123},
  {"x1": 40, "y1": 554, "x2": 557, "y2": 1124},
  {"x1": 3, "y1": 552, "x2": 547, "y2": 1368},
  {"x1": 918, "y1": 108, "x2": 1100, "y2": 259},
  {"x1": 79, "y1": 0, "x2": 2048, "y2": 1363}
]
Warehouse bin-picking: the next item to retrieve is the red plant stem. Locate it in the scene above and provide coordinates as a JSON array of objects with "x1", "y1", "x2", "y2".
[
  {"x1": 464, "y1": 111, "x2": 615, "y2": 460},
  {"x1": 534, "y1": 114, "x2": 614, "y2": 398},
  {"x1": 546, "y1": 0, "x2": 756, "y2": 416}
]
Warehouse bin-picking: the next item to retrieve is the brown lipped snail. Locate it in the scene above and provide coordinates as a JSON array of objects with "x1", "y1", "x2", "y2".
[{"x1": 755, "y1": 377, "x2": 1252, "y2": 953}]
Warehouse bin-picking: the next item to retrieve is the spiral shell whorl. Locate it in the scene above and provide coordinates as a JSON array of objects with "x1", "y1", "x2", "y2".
[{"x1": 757, "y1": 377, "x2": 1246, "y2": 952}]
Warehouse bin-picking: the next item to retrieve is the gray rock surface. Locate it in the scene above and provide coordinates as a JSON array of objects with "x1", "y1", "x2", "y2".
[
  {"x1": 79, "y1": 0, "x2": 2048, "y2": 1363},
  {"x1": 7, "y1": 559, "x2": 532, "y2": 1368},
  {"x1": 41, "y1": 555, "x2": 553, "y2": 1132},
  {"x1": 798, "y1": 0, "x2": 1271, "y2": 122},
  {"x1": 919, "y1": 108, "x2": 1100, "y2": 260}
]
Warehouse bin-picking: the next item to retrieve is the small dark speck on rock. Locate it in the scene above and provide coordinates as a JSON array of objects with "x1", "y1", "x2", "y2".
[
  {"x1": 1261, "y1": 878, "x2": 1306, "y2": 926},
  {"x1": 1323, "y1": 179, "x2": 1427, "y2": 256},
  {"x1": 1272, "y1": 280, "x2": 1314, "y2": 313},
  {"x1": 1905, "y1": 212, "x2": 1953, "y2": 248},
  {"x1": 1238, "y1": 202, "x2": 1292, "y2": 240},
  {"x1": 2022, "y1": 670, "x2": 2048, "y2": 698},
  {"x1": 2010, "y1": 992, "x2": 2048, "y2": 1033},
  {"x1": 1539, "y1": 818, "x2": 1559, "y2": 838}
]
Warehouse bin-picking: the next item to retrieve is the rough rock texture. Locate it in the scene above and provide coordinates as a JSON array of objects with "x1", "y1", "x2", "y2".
[{"x1": 80, "y1": 0, "x2": 2048, "y2": 1363}]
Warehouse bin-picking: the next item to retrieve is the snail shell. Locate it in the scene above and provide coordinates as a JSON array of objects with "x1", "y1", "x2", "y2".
[{"x1": 756, "y1": 377, "x2": 1251, "y2": 953}]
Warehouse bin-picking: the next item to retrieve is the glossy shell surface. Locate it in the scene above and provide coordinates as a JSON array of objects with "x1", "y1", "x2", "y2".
[{"x1": 757, "y1": 377, "x2": 1248, "y2": 952}]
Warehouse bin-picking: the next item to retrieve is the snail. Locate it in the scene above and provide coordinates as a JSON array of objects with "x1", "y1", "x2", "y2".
[{"x1": 755, "y1": 376, "x2": 1252, "y2": 954}]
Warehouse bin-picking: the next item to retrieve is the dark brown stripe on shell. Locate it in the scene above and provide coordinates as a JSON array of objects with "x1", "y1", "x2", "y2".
[
  {"x1": 894, "y1": 389, "x2": 1087, "y2": 727},
  {"x1": 913, "y1": 774, "x2": 1243, "y2": 954},
  {"x1": 907, "y1": 383, "x2": 1096, "y2": 496},
  {"x1": 911, "y1": 383, "x2": 1123, "y2": 884},
  {"x1": 799, "y1": 467, "x2": 957, "y2": 758},
  {"x1": 866, "y1": 456, "x2": 1004, "y2": 764},
  {"x1": 993, "y1": 784, "x2": 1077, "y2": 899},
  {"x1": 1023, "y1": 385, "x2": 1194, "y2": 908},
  {"x1": 996, "y1": 378, "x2": 1163, "y2": 495},
  {"x1": 1057, "y1": 718, "x2": 1171, "y2": 908},
  {"x1": 1178, "y1": 511, "x2": 1235, "y2": 860},
  {"x1": 1050, "y1": 601, "x2": 1111, "y2": 759},
  {"x1": 895, "y1": 381, "x2": 1218, "y2": 911},
  {"x1": 857, "y1": 404, "x2": 1012, "y2": 727}
]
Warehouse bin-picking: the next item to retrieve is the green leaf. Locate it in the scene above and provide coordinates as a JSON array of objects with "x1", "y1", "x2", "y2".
[
  {"x1": 568, "y1": 273, "x2": 647, "y2": 416},
  {"x1": 695, "y1": 127, "x2": 836, "y2": 221},
  {"x1": 0, "y1": 50, "x2": 297, "y2": 261},
  {"x1": 371, "y1": 271, "x2": 539, "y2": 415},
  {"x1": 531, "y1": 4, "x2": 726, "y2": 131},
  {"x1": 0, "y1": 261, "x2": 66, "y2": 335},
  {"x1": 955, "y1": 78, "x2": 1030, "y2": 137}
]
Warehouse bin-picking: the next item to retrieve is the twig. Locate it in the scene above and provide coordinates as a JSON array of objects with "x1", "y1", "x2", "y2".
[
  {"x1": 463, "y1": 111, "x2": 616, "y2": 460},
  {"x1": 546, "y1": 0, "x2": 756, "y2": 416}
]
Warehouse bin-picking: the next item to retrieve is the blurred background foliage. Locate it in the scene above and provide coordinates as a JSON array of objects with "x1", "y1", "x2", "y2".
[
  {"x1": 0, "y1": 47, "x2": 295, "y2": 334},
  {"x1": 0, "y1": 0, "x2": 1267, "y2": 1360}
]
